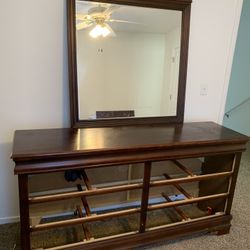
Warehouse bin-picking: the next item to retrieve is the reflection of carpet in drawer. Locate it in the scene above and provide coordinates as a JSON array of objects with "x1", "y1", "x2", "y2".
[{"x1": 31, "y1": 205, "x2": 207, "y2": 249}]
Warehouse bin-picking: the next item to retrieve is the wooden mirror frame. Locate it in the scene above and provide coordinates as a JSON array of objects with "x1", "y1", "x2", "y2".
[{"x1": 67, "y1": 0, "x2": 192, "y2": 128}]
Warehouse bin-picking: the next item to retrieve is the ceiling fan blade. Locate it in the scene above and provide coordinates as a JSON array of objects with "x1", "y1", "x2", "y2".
[
  {"x1": 76, "y1": 0, "x2": 95, "y2": 14},
  {"x1": 76, "y1": 21, "x2": 93, "y2": 31},
  {"x1": 103, "y1": 5, "x2": 120, "y2": 15},
  {"x1": 108, "y1": 19, "x2": 144, "y2": 25},
  {"x1": 76, "y1": 14, "x2": 92, "y2": 21},
  {"x1": 104, "y1": 23, "x2": 116, "y2": 37}
]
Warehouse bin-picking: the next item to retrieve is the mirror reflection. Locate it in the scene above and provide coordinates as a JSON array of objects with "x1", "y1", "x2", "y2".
[{"x1": 76, "y1": 0, "x2": 182, "y2": 120}]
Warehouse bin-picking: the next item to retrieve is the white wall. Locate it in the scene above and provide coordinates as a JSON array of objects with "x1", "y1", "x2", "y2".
[
  {"x1": 161, "y1": 27, "x2": 181, "y2": 115},
  {"x1": 0, "y1": 0, "x2": 243, "y2": 222},
  {"x1": 184, "y1": 0, "x2": 243, "y2": 123},
  {"x1": 77, "y1": 31, "x2": 166, "y2": 118},
  {"x1": 0, "y1": 0, "x2": 69, "y2": 223}
]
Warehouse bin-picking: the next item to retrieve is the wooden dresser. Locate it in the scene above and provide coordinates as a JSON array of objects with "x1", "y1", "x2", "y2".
[{"x1": 12, "y1": 122, "x2": 248, "y2": 250}]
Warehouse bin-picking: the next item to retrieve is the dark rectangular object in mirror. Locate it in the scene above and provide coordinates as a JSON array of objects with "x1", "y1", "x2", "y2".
[{"x1": 96, "y1": 110, "x2": 135, "y2": 119}]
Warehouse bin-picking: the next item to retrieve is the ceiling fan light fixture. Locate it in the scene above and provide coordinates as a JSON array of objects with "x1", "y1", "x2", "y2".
[
  {"x1": 101, "y1": 25, "x2": 111, "y2": 37},
  {"x1": 89, "y1": 24, "x2": 103, "y2": 38},
  {"x1": 89, "y1": 24, "x2": 111, "y2": 38}
]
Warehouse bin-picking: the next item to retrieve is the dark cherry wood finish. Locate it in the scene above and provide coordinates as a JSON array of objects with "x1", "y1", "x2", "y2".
[
  {"x1": 12, "y1": 122, "x2": 248, "y2": 249},
  {"x1": 139, "y1": 162, "x2": 152, "y2": 232},
  {"x1": 67, "y1": 0, "x2": 192, "y2": 128},
  {"x1": 12, "y1": 122, "x2": 248, "y2": 166},
  {"x1": 18, "y1": 175, "x2": 30, "y2": 250}
]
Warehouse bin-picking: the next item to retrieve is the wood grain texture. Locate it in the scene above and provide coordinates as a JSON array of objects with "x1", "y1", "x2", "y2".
[
  {"x1": 12, "y1": 122, "x2": 248, "y2": 174},
  {"x1": 12, "y1": 122, "x2": 248, "y2": 161},
  {"x1": 18, "y1": 175, "x2": 30, "y2": 250},
  {"x1": 140, "y1": 162, "x2": 152, "y2": 232}
]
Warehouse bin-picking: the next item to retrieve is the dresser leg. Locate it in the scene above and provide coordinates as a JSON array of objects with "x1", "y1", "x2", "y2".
[
  {"x1": 18, "y1": 175, "x2": 31, "y2": 250},
  {"x1": 215, "y1": 226, "x2": 231, "y2": 236},
  {"x1": 209, "y1": 224, "x2": 231, "y2": 236}
]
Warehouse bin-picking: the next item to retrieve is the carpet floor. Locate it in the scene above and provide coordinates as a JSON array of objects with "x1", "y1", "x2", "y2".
[{"x1": 0, "y1": 145, "x2": 249, "y2": 250}]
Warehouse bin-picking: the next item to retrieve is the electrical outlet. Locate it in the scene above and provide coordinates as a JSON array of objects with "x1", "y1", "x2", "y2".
[{"x1": 200, "y1": 84, "x2": 208, "y2": 96}]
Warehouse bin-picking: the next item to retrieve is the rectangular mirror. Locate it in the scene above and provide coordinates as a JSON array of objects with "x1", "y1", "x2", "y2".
[{"x1": 67, "y1": 0, "x2": 192, "y2": 127}]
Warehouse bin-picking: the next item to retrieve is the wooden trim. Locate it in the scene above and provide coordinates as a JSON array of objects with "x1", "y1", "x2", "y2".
[
  {"x1": 148, "y1": 193, "x2": 229, "y2": 211},
  {"x1": 151, "y1": 171, "x2": 233, "y2": 188},
  {"x1": 176, "y1": 3, "x2": 191, "y2": 122},
  {"x1": 225, "y1": 153, "x2": 242, "y2": 214},
  {"x1": 29, "y1": 182, "x2": 143, "y2": 204},
  {"x1": 46, "y1": 231, "x2": 137, "y2": 250},
  {"x1": 30, "y1": 207, "x2": 141, "y2": 232},
  {"x1": 74, "y1": 116, "x2": 182, "y2": 128},
  {"x1": 78, "y1": 0, "x2": 192, "y2": 10},
  {"x1": 163, "y1": 173, "x2": 192, "y2": 198},
  {"x1": 139, "y1": 162, "x2": 152, "y2": 232},
  {"x1": 28, "y1": 172, "x2": 232, "y2": 204},
  {"x1": 81, "y1": 170, "x2": 93, "y2": 190},
  {"x1": 172, "y1": 160, "x2": 194, "y2": 176},
  {"x1": 67, "y1": 0, "x2": 79, "y2": 127},
  {"x1": 161, "y1": 193, "x2": 190, "y2": 220},
  {"x1": 14, "y1": 143, "x2": 247, "y2": 175},
  {"x1": 76, "y1": 205, "x2": 92, "y2": 240},
  {"x1": 77, "y1": 184, "x2": 91, "y2": 216}
]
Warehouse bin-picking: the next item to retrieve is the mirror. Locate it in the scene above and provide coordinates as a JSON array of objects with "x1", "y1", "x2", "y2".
[{"x1": 67, "y1": 0, "x2": 192, "y2": 127}]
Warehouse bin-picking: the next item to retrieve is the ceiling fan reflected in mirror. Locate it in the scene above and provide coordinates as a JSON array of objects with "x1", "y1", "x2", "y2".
[{"x1": 76, "y1": 3, "x2": 141, "y2": 38}]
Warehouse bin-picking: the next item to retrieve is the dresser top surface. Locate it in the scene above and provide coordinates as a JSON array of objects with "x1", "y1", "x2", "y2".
[{"x1": 12, "y1": 122, "x2": 248, "y2": 162}]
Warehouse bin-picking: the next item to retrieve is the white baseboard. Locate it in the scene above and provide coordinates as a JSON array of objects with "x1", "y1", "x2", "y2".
[{"x1": 0, "y1": 216, "x2": 20, "y2": 225}]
